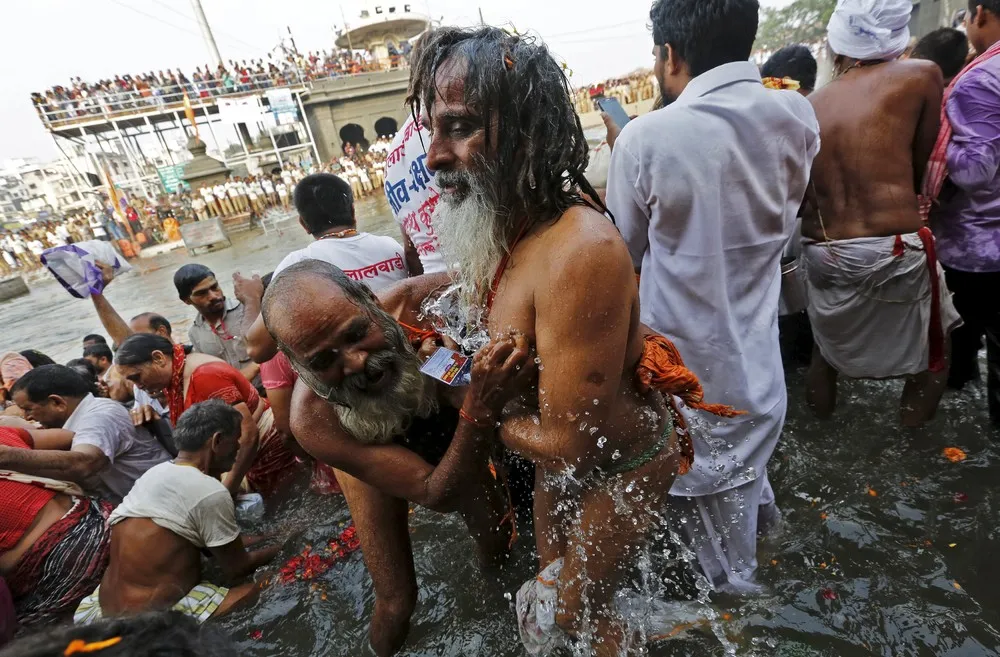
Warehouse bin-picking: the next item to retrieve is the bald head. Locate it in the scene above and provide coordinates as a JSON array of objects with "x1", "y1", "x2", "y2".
[
  {"x1": 262, "y1": 259, "x2": 435, "y2": 444},
  {"x1": 262, "y1": 260, "x2": 378, "y2": 345}
]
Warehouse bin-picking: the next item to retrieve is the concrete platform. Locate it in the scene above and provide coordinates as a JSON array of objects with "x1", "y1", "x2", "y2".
[
  {"x1": 138, "y1": 240, "x2": 186, "y2": 258},
  {"x1": 0, "y1": 275, "x2": 30, "y2": 302}
]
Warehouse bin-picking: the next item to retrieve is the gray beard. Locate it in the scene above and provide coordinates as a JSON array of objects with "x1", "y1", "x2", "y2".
[
  {"x1": 334, "y1": 353, "x2": 438, "y2": 445},
  {"x1": 433, "y1": 167, "x2": 506, "y2": 313},
  {"x1": 287, "y1": 310, "x2": 439, "y2": 445}
]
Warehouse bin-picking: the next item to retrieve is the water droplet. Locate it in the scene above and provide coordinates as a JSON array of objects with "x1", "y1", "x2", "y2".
[
  {"x1": 612, "y1": 450, "x2": 621, "y2": 461},
  {"x1": 589, "y1": 426, "x2": 598, "y2": 435},
  {"x1": 504, "y1": 591, "x2": 512, "y2": 601},
  {"x1": 593, "y1": 399, "x2": 599, "y2": 405},
  {"x1": 597, "y1": 436, "x2": 607, "y2": 448}
]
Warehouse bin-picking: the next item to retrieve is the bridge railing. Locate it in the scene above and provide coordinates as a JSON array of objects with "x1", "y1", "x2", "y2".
[{"x1": 34, "y1": 59, "x2": 410, "y2": 130}]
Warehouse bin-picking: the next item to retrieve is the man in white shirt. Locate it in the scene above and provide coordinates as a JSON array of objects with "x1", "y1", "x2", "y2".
[
  {"x1": 192, "y1": 195, "x2": 208, "y2": 221},
  {"x1": 6, "y1": 365, "x2": 170, "y2": 503},
  {"x1": 199, "y1": 185, "x2": 219, "y2": 218},
  {"x1": 212, "y1": 183, "x2": 233, "y2": 216},
  {"x1": 273, "y1": 173, "x2": 405, "y2": 285},
  {"x1": 237, "y1": 173, "x2": 407, "y2": 359},
  {"x1": 74, "y1": 400, "x2": 280, "y2": 624},
  {"x1": 386, "y1": 114, "x2": 446, "y2": 275},
  {"x1": 55, "y1": 223, "x2": 72, "y2": 245},
  {"x1": 606, "y1": 0, "x2": 820, "y2": 593},
  {"x1": 261, "y1": 176, "x2": 277, "y2": 207},
  {"x1": 275, "y1": 181, "x2": 290, "y2": 210},
  {"x1": 45, "y1": 227, "x2": 65, "y2": 247},
  {"x1": 226, "y1": 178, "x2": 246, "y2": 213}
]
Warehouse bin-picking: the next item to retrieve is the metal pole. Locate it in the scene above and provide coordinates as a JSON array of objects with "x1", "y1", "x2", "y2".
[
  {"x1": 295, "y1": 91, "x2": 322, "y2": 164},
  {"x1": 231, "y1": 121, "x2": 252, "y2": 164},
  {"x1": 340, "y1": 6, "x2": 355, "y2": 52},
  {"x1": 146, "y1": 115, "x2": 176, "y2": 166},
  {"x1": 205, "y1": 117, "x2": 227, "y2": 161},
  {"x1": 266, "y1": 124, "x2": 283, "y2": 168},
  {"x1": 111, "y1": 119, "x2": 150, "y2": 199},
  {"x1": 51, "y1": 134, "x2": 87, "y2": 202},
  {"x1": 190, "y1": 0, "x2": 223, "y2": 66}
]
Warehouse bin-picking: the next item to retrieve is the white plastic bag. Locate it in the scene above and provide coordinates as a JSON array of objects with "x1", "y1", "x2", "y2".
[{"x1": 40, "y1": 240, "x2": 132, "y2": 299}]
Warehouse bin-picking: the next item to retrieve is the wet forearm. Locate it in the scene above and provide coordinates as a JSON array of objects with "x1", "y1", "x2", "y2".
[
  {"x1": 0, "y1": 448, "x2": 98, "y2": 483},
  {"x1": 223, "y1": 417, "x2": 259, "y2": 496},
  {"x1": 500, "y1": 413, "x2": 596, "y2": 474},
  {"x1": 421, "y1": 419, "x2": 493, "y2": 511},
  {"x1": 244, "y1": 544, "x2": 281, "y2": 575}
]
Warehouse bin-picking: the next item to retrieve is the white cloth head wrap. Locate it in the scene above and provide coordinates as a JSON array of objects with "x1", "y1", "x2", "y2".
[{"x1": 827, "y1": 0, "x2": 913, "y2": 60}]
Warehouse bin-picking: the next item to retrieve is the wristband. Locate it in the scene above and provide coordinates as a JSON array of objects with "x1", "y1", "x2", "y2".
[{"x1": 459, "y1": 408, "x2": 495, "y2": 430}]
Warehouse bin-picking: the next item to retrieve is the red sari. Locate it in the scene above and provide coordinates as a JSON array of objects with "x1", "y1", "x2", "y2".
[{"x1": 167, "y1": 345, "x2": 298, "y2": 495}]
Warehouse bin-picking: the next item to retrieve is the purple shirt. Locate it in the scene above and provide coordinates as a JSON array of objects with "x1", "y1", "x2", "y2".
[{"x1": 931, "y1": 55, "x2": 1000, "y2": 273}]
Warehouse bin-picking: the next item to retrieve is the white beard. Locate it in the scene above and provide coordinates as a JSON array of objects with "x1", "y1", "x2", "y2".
[
  {"x1": 285, "y1": 309, "x2": 439, "y2": 445},
  {"x1": 334, "y1": 353, "x2": 438, "y2": 445},
  {"x1": 433, "y1": 175, "x2": 506, "y2": 312}
]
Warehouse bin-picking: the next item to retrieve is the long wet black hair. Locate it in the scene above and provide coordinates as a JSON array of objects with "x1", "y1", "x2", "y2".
[{"x1": 406, "y1": 26, "x2": 607, "y2": 227}]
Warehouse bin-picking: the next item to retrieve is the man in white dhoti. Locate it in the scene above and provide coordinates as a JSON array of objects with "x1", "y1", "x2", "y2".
[
  {"x1": 606, "y1": 0, "x2": 820, "y2": 593},
  {"x1": 801, "y1": 0, "x2": 962, "y2": 427}
]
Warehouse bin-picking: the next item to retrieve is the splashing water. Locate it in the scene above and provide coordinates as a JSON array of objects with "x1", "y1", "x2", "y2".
[{"x1": 420, "y1": 282, "x2": 490, "y2": 354}]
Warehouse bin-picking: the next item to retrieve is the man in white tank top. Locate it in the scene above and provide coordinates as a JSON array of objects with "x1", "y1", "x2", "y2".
[{"x1": 272, "y1": 173, "x2": 407, "y2": 292}]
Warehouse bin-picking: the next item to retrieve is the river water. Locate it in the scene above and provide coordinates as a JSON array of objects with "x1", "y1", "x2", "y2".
[{"x1": 3, "y1": 195, "x2": 1000, "y2": 656}]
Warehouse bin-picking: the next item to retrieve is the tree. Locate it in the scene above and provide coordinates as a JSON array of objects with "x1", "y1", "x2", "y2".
[{"x1": 754, "y1": 0, "x2": 838, "y2": 54}]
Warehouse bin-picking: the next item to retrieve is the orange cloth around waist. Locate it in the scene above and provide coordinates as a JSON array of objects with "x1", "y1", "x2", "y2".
[{"x1": 636, "y1": 334, "x2": 747, "y2": 476}]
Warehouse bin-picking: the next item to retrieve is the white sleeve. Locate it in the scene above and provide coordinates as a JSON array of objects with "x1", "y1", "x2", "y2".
[
  {"x1": 606, "y1": 138, "x2": 650, "y2": 271},
  {"x1": 191, "y1": 489, "x2": 240, "y2": 548}
]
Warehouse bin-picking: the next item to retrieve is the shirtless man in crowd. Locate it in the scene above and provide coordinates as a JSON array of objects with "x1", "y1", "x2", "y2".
[
  {"x1": 801, "y1": 0, "x2": 962, "y2": 426},
  {"x1": 75, "y1": 400, "x2": 279, "y2": 624},
  {"x1": 257, "y1": 261, "x2": 526, "y2": 657},
  {"x1": 410, "y1": 27, "x2": 688, "y2": 656}
]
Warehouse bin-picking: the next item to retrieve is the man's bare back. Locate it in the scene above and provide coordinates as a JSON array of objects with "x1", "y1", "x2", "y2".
[
  {"x1": 803, "y1": 59, "x2": 943, "y2": 241},
  {"x1": 99, "y1": 519, "x2": 203, "y2": 614}
]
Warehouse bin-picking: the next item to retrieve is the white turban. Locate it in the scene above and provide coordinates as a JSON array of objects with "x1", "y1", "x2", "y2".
[{"x1": 827, "y1": 0, "x2": 913, "y2": 61}]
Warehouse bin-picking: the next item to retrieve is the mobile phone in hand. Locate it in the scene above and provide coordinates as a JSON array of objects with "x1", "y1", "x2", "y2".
[{"x1": 597, "y1": 96, "x2": 631, "y2": 129}]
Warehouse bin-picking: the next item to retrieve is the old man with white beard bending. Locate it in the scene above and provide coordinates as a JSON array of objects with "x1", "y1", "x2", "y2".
[{"x1": 261, "y1": 259, "x2": 532, "y2": 657}]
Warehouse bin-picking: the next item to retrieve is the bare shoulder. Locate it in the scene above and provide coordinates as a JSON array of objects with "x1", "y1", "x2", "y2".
[
  {"x1": 890, "y1": 58, "x2": 944, "y2": 91},
  {"x1": 548, "y1": 204, "x2": 626, "y2": 252},
  {"x1": 890, "y1": 58, "x2": 943, "y2": 80},
  {"x1": 542, "y1": 205, "x2": 633, "y2": 281},
  {"x1": 289, "y1": 379, "x2": 347, "y2": 442}
]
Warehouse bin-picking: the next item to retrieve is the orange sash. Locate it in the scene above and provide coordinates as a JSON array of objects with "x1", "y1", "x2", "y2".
[{"x1": 636, "y1": 334, "x2": 746, "y2": 475}]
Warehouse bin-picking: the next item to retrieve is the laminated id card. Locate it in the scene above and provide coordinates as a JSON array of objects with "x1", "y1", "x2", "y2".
[{"x1": 420, "y1": 347, "x2": 472, "y2": 386}]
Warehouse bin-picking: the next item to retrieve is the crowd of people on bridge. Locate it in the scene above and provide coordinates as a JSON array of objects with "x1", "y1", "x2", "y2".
[
  {"x1": 2, "y1": 0, "x2": 999, "y2": 653},
  {"x1": 31, "y1": 45, "x2": 414, "y2": 124}
]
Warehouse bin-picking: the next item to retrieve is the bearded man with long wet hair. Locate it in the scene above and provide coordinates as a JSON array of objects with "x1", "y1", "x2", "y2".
[{"x1": 408, "y1": 26, "x2": 714, "y2": 656}]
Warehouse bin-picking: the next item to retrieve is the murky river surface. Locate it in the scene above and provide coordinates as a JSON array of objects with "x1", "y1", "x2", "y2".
[{"x1": 4, "y1": 195, "x2": 1000, "y2": 656}]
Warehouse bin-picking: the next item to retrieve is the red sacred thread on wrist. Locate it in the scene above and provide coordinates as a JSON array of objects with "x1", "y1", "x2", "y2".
[{"x1": 459, "y1": 408, "x2": 494, "y2": 430}]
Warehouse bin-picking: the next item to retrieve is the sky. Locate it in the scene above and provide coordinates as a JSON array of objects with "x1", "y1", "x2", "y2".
[{"x1": 0, "y1": 0, "x2": 783, "y2": 162}]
